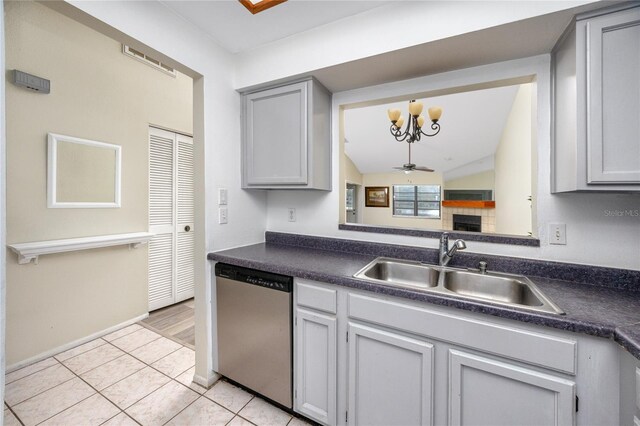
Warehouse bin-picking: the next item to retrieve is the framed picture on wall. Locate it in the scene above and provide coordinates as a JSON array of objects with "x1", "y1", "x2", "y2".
[{"x1": 365, "y1": 186, "x2": 389, "y2": 207}]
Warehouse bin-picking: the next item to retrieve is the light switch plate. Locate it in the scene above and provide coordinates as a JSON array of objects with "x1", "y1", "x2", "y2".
[
  {"x1": 549, "y1": 223, "x2": 566, "y2": 245},
  {"x1": 219, "y1": 207, "x2": 228, "y2": 224},
  {"x1": 218, "y1": 188, "x2": 228, "y2": 205}
]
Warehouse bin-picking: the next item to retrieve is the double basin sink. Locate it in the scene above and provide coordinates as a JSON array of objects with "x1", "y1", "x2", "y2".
[{"x1": 354, "y1": 257, "x2": 564, "y2": 315}]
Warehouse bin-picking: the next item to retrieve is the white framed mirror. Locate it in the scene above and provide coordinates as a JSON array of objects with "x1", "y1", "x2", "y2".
[{"x1": 47, "y1": 133, "x2": 121, "y2": 208}]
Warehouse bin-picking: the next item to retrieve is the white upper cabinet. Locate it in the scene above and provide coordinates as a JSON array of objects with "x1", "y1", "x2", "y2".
[
  {"x1": 241, "y1": 78, "x2": 331, "y2": 190},
  {"x1": 552, "y1": 5, "x2": 640, "y2": 192}
]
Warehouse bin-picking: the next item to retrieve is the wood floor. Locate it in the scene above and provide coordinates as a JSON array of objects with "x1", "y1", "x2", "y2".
[{"x1": 141, "y1": 298, "x2": 195, "y2": 349}]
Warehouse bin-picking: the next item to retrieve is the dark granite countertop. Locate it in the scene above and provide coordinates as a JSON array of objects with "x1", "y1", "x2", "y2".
[
  {"x1": 615, "y1": 324, "x2": 640, "y2": 360},
  {"x1": 208, "y1": 240, "x2": 640, "y2": 361}
]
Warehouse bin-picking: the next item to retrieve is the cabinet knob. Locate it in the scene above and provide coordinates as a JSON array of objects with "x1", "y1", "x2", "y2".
[{"x1": 184, "y1": 225, "x2": 191, "y2": 232}]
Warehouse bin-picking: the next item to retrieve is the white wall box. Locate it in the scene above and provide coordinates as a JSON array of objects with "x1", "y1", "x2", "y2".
[
  {"x1": 293, "y1": 279, "x2": 624, "y2": 426},
  {"x1": 241, "y1": 78, "x2": 331, "y2": 190},
  {"x1": 552, "y1": 5, "x2": 640, "y2": 192}
]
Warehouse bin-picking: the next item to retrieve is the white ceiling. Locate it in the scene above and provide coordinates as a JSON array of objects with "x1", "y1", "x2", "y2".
[
  {"x1": 344, "y1": 84, "x2": 521, "y2": 176},
  {"x1": 160, "y1": 0, "x2": 387, "y2": 53},
  {"x1": 159, "y1": 1, "x2": 605, "y2": 93}
]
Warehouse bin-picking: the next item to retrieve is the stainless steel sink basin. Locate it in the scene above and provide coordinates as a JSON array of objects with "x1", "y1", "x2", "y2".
[
  {"x1": 354, "y1": 258, "x2": 440, "y2": 289},
  {"x1": 441, "y1": 270, "x2": 563, "y2": 312},
  {"x1": 354, "y1": 257, "x2": 564, "y2": 315}
]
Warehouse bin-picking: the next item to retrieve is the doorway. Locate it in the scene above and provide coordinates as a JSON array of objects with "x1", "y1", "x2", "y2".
[{"x1": 346, "y1": 183, "x2": 360, "y2": 223}]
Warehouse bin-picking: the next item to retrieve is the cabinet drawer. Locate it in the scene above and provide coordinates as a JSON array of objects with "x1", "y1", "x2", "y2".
[
  {"x1": 348, "y1": 293, "x2": 577, "y2": 374},
  {"x1": 296, "y1": 280, "x2": 337, "y2": 314}
]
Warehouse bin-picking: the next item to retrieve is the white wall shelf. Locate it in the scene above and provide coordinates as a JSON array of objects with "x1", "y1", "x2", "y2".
[{"x1": 7, "y1": 232, "x2": 154, "y2": 265}]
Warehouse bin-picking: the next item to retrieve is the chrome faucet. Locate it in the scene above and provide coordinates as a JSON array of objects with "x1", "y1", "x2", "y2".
[{"x1": 439, "y1": 232, "x2": 467, "y2": 266}]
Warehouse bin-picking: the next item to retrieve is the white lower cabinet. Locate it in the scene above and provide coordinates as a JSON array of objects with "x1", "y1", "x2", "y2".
[
  {"x1": 448, "y1": 349, "x2": 575, "y2": 426},
  {"x1": 347, "y1": 322, "x2": 434, "y2": 426},
  {"x1": 293, "y1": 279, "x2": 622, "y2": 426},
  {"x1": 294, "y1": 307, "x2": 337, "y2": 426},
  {"x1": 619, "y1": 348, "x2": 640, "y2": 426}
]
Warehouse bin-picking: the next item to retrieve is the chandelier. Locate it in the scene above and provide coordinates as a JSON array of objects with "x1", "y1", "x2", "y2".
[
  {"x1": 387, "y1": 100, "x2": 442, "y2": 143},
  {"x1": 387, "y1": 100, "x2": 442, "y2": 173}
]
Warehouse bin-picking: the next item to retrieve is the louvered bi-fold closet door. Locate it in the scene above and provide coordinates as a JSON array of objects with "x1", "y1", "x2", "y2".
[
  {"x1": 148, "y1": 127, "x2": 194, "y2": 311},
  {"x1": 176, "y1": 134, "x2": 194, "y2": 302}
]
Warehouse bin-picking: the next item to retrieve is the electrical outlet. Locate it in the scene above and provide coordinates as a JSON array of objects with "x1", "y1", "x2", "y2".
[
  {"x1": 288, "y1": 208, "x2": 296, "y2": 222},
  {"x1": 549, "y1": 223, "x2": 566, "y2": 245},
  {"x1": 219, "y1": 207, "x2": 228, "y2": 224},
  {"x1": 218, "y1": 188, "x2": 228, "y2": 205}
]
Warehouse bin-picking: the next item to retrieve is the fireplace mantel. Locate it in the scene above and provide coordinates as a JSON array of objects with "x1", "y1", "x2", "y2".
[{"x1": 442, "y1": 200, "x2": 495, "y2": 209}]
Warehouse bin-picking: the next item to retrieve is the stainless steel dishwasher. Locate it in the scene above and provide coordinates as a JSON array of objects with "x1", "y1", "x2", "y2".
[{"x1": 215, "y1": 262, "x2": 293, "y2": 408}]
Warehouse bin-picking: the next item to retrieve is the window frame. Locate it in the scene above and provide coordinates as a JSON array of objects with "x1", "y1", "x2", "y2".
[{"x1": 392, "y1": 184, "x2": 442, "y2": 219}]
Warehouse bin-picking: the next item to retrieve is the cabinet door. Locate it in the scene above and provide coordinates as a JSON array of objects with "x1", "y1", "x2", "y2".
[
  {"x1": 244, "y1": 82, "x2": 308, "y2": 185},
  {"x1": 295, "y1": 308, "x2": 337, "y2": 426},
  {"x1": 448, "y1": 349, "x2": 575, "y2": 426},
  {"x1": 586, "y1": 7, "x2": 640, "y2": 184},
  {"x1": 348, "y1": 322, "x2": 434, "y2": 426},
  {"x1": 637, "y1": 365, "x2": 640, "y2": 415},
  {"x1": 620, "y1": 350, "x2": 640, "y2": 426}
]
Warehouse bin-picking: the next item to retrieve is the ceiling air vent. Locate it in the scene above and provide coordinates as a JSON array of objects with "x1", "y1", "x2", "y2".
[{"x1": 122, "y1": 45, "x2": 176, "y2": 77}]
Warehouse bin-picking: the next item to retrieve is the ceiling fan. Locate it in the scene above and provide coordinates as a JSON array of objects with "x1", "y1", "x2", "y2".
[{"x1": 393, "y1": 142, "x2": 434, "y2": 173}]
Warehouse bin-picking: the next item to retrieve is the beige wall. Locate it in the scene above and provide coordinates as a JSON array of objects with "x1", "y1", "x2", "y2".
[
  {"x1": 5, "y1": 1, "x2": 192, "y2": 365},
  {"x1": 444, "y1": 170, "x2": 495, "y2": 191},
  {"x1": 362, "y1": 172, "x2": 444, "y2": 229},
  {"x1": 494, "y1": 84, "x2": 532, "y2": 235},
  {"x1": 344, "y1": 154, "x2": 363, "y2": 185}
]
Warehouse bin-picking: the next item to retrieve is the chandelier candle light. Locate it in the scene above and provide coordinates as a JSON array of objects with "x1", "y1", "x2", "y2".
[
  {"x1": 387, "y1": 100, "x2": 442, "y2": 173},
  {"x1": 388, "y1": 100, "x2": 442, "y2": 142}
]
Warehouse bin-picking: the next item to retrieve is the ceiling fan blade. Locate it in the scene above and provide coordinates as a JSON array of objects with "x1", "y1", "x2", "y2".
[
  {"x1": 392, "y1": 166, "x2": 406, "y2": 170},
  {"x1": 414, "y1": 166, "x2": 435, "y2": 172}
]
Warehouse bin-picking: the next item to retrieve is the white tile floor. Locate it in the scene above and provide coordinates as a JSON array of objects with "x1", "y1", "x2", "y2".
[{"x1": 4, "y1": 324, "x2": 309, "y2": 426}]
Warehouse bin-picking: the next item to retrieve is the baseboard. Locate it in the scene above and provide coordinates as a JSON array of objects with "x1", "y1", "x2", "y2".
[
  {"x1": 6, "y1": 312, "x2": 149, "y2": 373},
  {"x1": 194, "y1": 371, "x2": 220, "y2": 389}
]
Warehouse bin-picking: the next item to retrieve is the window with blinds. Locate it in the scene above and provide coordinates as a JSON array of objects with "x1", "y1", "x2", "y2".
[{"x1": 393, "y1": 185, "x2": 441, "y2": 218}]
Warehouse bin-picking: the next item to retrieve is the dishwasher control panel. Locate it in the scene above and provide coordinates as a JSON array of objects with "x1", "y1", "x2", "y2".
[{"x1": 215, "y1": 262, "x2": 293, "y2": 293}]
